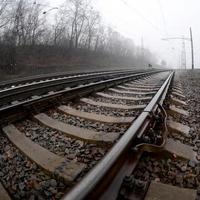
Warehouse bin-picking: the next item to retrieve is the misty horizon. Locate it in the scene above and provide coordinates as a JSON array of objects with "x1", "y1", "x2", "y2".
[{"x1": 48, "y1": 0, "x2": 199, "y2": 69}]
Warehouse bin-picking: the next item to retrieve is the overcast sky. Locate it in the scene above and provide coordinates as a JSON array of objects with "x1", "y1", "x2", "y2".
[{"x1": 47, "y1": 0, "x2": 200, "y2": 69}]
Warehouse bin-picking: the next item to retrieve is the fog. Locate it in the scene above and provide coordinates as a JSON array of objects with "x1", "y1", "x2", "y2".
[
  {"x1": 49, "y1": 0, "x2": 200, "y2": 69},
  {"x1": 0, "y1": 0, "x2": 199, "y2": 73}
]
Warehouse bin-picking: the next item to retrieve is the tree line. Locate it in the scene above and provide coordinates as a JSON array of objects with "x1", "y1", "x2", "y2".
[{"x1": 0, "y1": 0, "x2": 157, "y2": 73}]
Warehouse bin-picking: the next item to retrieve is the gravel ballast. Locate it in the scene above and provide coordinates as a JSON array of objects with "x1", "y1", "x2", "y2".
[{"x1": 130, "y1": 70, "x2": 200, "y2": 198}]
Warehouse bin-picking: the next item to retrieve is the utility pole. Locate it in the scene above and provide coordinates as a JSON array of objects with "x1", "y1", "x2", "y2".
[
  {"x1": 141, "y1": 37, "x2": 144, "y2": 67},
  {"x1": 190, "y1": 27, "x2": 194, "y2": 70},
  {"x1": 181, "y1": 36, "x2": 186, "y2": 69},
  {"x1": 162, "y1": 28, "x2": 195, "y2": 69}
]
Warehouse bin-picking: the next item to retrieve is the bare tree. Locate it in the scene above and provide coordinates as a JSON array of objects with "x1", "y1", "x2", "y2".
[
  {"x1": 0, "y1": 0, "x2": 158, "y2": 75},
  {"x1": 84, "y1": 9, "x2": 100, "y2": 50},
  {"x1": 94, "y1": 25, "x2": 106, "y2": 52},
  {"x1": 61, "y1": 0, "x2": 89, "y2": 49},
  {"x1": 4, "y1": 0, "x2": 46, "y2": 46},
  {"x1": 52, "y1": 11, "x2": 67, "y2": 46},
  {"x1": 0, "y1": 0, "x2": 10, "y2": 29},
  {"x1": 26, "y1": 3, "x2": 46, "y2": 45}
]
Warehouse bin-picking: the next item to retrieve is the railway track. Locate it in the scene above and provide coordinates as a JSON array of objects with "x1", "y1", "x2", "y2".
[
  {"x1": 0, "y1": 69, "x2": 157, "y2": 113},
  {"x1": 0, "y1": 69, "x2": 134, "y2": 89},
  {"x1": 0, "y1": 69, "x2": 151, "y2": 93},
  {"x1": 1, "y1": 69, "x2": 197, "y2": 200}
]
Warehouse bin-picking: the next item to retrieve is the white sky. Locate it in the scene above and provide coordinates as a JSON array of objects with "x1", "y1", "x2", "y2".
[{"x1": 48, "y1": 0, "x2": 200, "y2": 68}]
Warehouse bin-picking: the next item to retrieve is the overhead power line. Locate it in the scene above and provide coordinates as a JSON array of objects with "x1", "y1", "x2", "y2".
[
  {"x1": 162, "y1": 27, "x2": 195, "y2": 69},
  {"x1": 120, "y1": 0, "x2": 163, "y2": 33},
  {"x1": 156, "y1": 0, "x2": 168, "y2": 36}
]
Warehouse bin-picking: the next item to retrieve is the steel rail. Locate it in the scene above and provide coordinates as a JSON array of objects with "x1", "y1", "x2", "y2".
[
  {"x1": 0, "y1": 69, "x2": 120, "y2": 88},
  {"x1": 0, "y1": 69, "x2": 145, "y2": 90},
  {"x1": 0, "y1": 70, "x2": 166, "y2": 124},
  {"x1": 0, "y1": 70, "x2": 164, "y2": 110},
  {"x1": 0, "y1": 70, "x2": 164, "y2": 108},
  {"x1": 0, "y1": 70, "x2": 135, "y2": 93},
  {"x1": 63, "y1": 71, "x2": 174, "y2": 200},
  {"x1": 0, "y1": 70, "x2": 152, "y2": 105}
]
